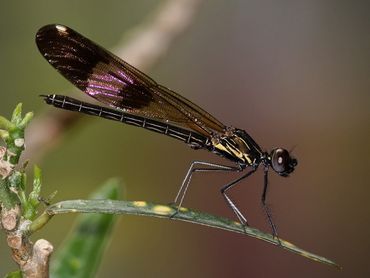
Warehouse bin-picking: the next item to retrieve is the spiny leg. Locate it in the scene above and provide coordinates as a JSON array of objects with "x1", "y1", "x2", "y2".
[
  {"x1": 262, "y1": 166, "x2": 280, "y2": 243},
  {"x1": 220, "y1": 167, "x2": 257, "y2": 230},
  {"x1": 170, "y1": 161, "x2": 239, "y2": 218}
]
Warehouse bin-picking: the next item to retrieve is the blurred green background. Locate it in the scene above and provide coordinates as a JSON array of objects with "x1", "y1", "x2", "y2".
[{"x1": 1, "y1": 0, "x2": 369, "y2": 277}]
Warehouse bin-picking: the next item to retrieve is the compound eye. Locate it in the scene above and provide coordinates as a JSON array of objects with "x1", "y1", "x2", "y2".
[{"x1": 271, "y1": 148, "x2": 296, "y2": 176}]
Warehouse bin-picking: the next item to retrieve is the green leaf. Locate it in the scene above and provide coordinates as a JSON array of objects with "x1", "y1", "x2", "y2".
[
  {"x1": 50, "y1": 179, "x2": 121, "y2": 278},
  {"x1": 0, "y1": 178, "x2": 18, "y2": 209},
  {"x1": 0, "y1": 129, "x2": 9, "y2": 140},
  {"x1": 0, "y1": 116, "x2": 13, "y2": 131},
  {"x1": 1, "y1": 103, "x2": 33, "y2": 165},
  {"x1": 10, "y1": 103, "x2": 23, "y2": 125},
  {"x1": 47, "y1": 199, "x2": 340, "y2": 269},
  {"x1": 4, "y1": 270, "x2": 22, "y2": 278},
  {"x1": 29, "y1": 165, "x2": 42, "y2": 207},
  {"x1": 19, "y1": 112, "x2": 33, "y2": 129},
  {"x1": 23, "y1": 165, "x2": 42, "y2": 220}
]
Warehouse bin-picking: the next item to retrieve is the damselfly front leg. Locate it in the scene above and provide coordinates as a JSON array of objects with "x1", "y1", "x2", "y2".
[{"x1": 262, "y1": 166, "x2": 280, "y2": 242}]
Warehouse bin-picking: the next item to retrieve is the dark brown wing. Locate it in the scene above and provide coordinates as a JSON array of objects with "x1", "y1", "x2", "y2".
[{"x1": 36, "y1": 24, "x2": 226, "y2": 137}]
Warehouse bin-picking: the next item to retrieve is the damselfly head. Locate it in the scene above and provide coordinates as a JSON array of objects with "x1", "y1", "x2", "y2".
[{"x1": 270, "y1": 148, "x2": 297, "y2": 177}]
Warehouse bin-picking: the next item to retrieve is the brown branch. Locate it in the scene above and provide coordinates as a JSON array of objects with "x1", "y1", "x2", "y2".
[
  {"x1": 1, "y1": 205, "x2": 53, "y2": 278},
  {"x1": 22, "y1": 240, "x2": 53, "y2": 278}
]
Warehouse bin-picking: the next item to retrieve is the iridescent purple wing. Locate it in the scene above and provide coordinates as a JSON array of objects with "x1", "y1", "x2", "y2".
[{"x1": 36, "y1": 24, "x2": 226, "y2": 137}]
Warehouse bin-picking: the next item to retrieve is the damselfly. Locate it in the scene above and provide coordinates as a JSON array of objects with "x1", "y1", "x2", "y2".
[{"x1": 36, "y1": 24, "x2": 297, "y2": 237}]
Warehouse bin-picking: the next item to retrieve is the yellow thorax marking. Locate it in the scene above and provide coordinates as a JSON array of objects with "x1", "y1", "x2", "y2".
[{"x1": 212, "y1": 137, "x2": 253, "y2": 165}]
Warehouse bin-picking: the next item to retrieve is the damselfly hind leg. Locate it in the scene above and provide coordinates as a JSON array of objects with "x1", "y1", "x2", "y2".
[
  {"x1": 220, "y1": 167, "x2": 257, "y2": 232},
  {"x1": 169, "y1": 161, "x2": 239, "y2": 219}
]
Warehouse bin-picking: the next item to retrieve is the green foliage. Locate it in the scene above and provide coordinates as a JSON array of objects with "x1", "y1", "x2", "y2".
[
  {"x1": 4, "y1": 270, "x2": 22, "y2": 278},
  {"x1": 22, "y1": 166, "x2": 43, "y2": 220},
  {"x1": 0, "y1": 103, "x2": 33, "y2": 164},
  {"x1": 0, "y1": 104, "x2": 42, "y2": 219},
  {"x1": 50, "y1": 179, "x2": 121, "y2": 278},
  {"x1": 0, "y1": 104, "x2": 35, "y2": 210}
]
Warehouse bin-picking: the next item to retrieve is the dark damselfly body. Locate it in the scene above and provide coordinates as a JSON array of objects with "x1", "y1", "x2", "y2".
[{"x1": 37, "y1": 24, "x2": 297, "y2": 238}]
